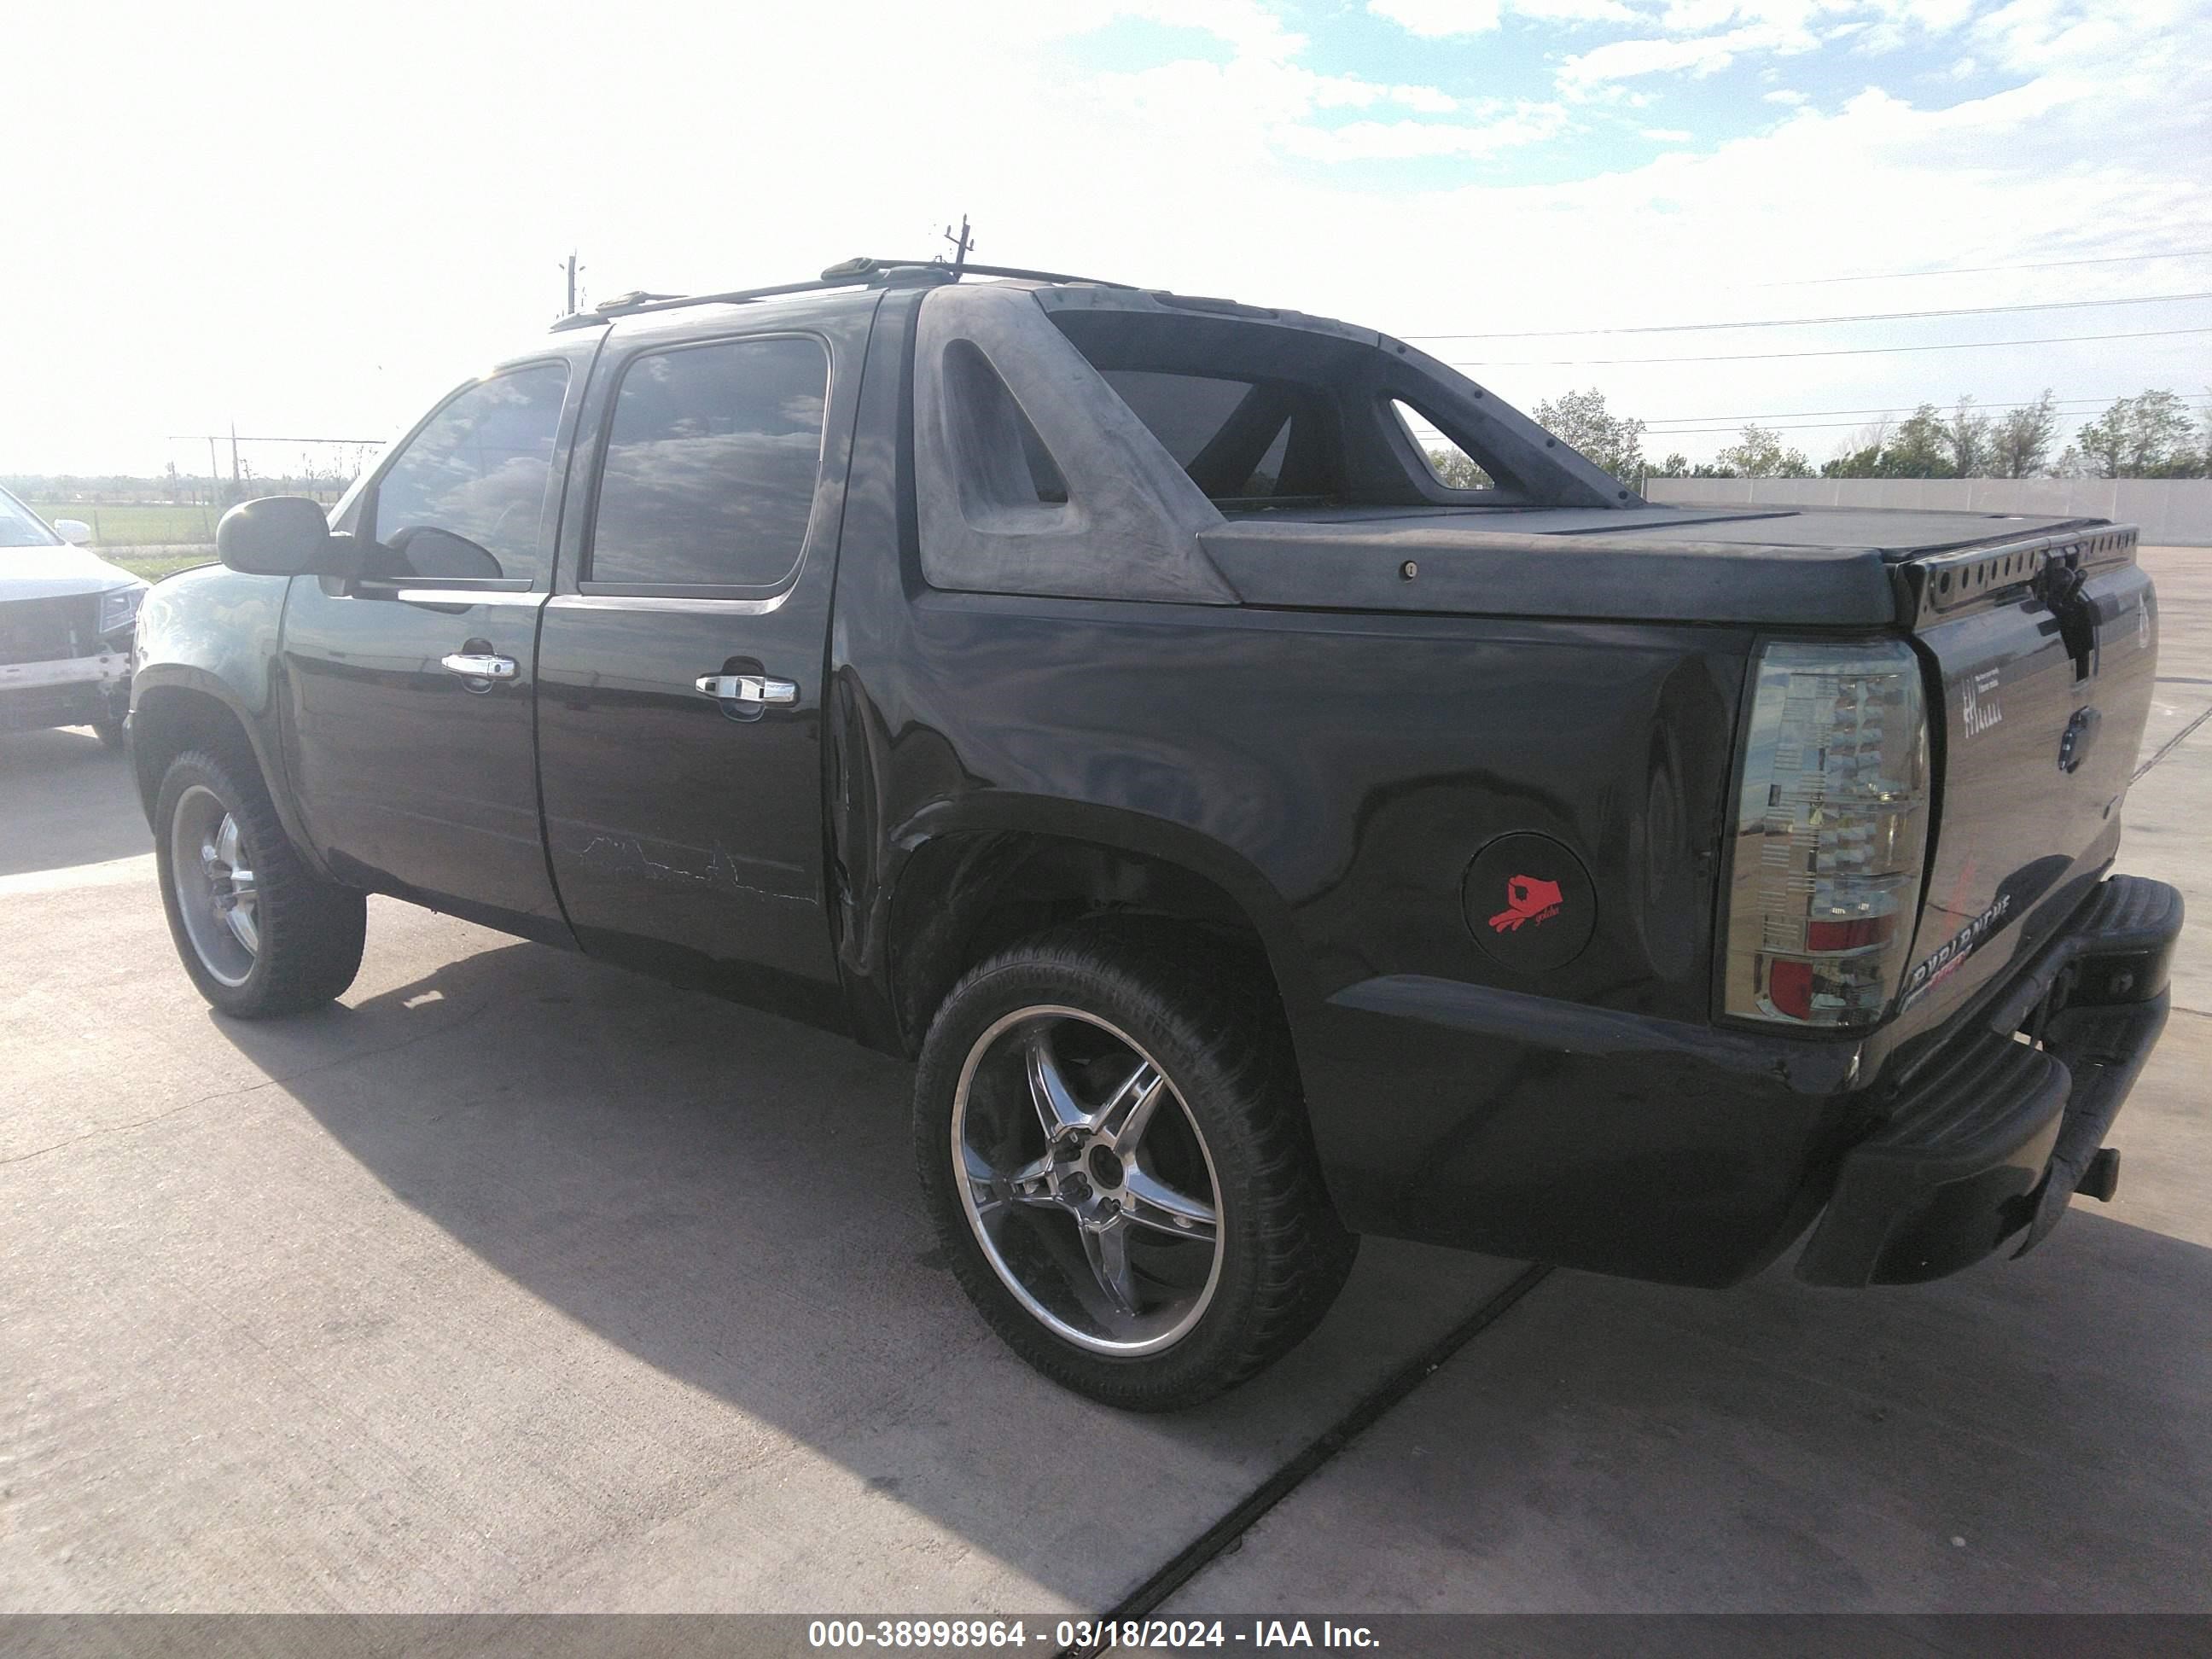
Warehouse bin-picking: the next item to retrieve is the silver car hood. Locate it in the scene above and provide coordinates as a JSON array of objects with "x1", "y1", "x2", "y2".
[{"x1": 0, "y1": 544, "x2": 143, "y2": 602}]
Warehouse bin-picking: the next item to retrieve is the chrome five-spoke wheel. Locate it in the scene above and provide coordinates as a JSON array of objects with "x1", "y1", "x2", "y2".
[
  {"x1": 154, "y1": 748, "x2": 364, "y2": 1017},
  {"x1": 953, "y1": 1006, "x2": 1225, "y2": 1355},
  {"x1": 170, "y1": 783, "x2": 259, "y2": 987}
]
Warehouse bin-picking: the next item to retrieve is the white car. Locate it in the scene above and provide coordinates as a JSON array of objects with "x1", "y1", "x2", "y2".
[{"x1": 0, "y1": 486, "x2": 148, "y2": 748}]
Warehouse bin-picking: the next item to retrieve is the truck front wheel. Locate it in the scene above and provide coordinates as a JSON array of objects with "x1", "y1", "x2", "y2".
[
  {"x1": 154, "y1": 748, "x2": 366, "y2": 1017},
  {"x1": 913, "y1": 923, "x2": 1357, "y2": 1411}
]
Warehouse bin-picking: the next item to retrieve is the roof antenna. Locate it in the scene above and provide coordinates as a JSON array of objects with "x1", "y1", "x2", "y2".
[{"x1": 940, "y1": 214, "x2": 975, "y2": 278}]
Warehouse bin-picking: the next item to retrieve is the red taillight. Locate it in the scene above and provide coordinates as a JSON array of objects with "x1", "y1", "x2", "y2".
[
  {"x1": 1722, "y1": 638, "x2": 1932, "y2": 1028},
  {"x1": 1767, "y1": 959, "x2": 1815, "y2": 1021},
  {"x1": 1805, "y1": 916, "x2": 1898, "y2": 952}
]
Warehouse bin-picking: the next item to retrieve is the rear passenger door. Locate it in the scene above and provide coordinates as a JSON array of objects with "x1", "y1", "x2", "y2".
[{"x1": 535, "y1": 307, "x2": 869, "y2": 1029}]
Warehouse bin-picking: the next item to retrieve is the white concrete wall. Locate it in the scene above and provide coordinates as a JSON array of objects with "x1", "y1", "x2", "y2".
[{"x1": 1644, "y1": 476, "x2": 2212, "y2": 546}]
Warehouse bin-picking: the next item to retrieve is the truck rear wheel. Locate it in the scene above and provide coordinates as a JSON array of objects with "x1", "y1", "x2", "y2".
[
  {"x1": 913, "y1": 923, "x2": 1357, "y2": 1411},
  {"x1": 154, "y1": 748, "x2": 366, "y2": 1017}
]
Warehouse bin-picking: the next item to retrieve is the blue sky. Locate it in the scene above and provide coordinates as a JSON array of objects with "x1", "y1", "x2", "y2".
[
  {"x1": 9, "y1": 0, "x2": 2209, "y2": 472},
  {"x1": 1061, "y1": 1, "x2": 2192, "y2": 188}
]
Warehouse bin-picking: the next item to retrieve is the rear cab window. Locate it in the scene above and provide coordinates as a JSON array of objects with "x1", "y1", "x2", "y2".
[
  {"x1": 1391, "y1": 400, "x2": 1495, "y2": 490},
  {"x1": 1097, "y1": 370, "x2": 1298, "y2": 503},
  {"x1": 1040, "y1": 300, "x2": 1517, "y2": 515}
]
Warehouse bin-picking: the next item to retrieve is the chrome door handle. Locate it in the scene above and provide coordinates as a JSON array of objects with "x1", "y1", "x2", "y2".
[
  {"x1": 441, "y1": 653, "x2": 517, "y2": 681},
  {"x1": 694, "y1": 672, "x2": 798, "y2": 706}
]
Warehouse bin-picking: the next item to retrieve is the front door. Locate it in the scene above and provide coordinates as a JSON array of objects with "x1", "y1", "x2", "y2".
[
  {"x1": 282, "y1": 356, "x2": 586, "y2": 940},
  {"x1": 534, "y1": 311, "x2": 868, "y2": 1027}
]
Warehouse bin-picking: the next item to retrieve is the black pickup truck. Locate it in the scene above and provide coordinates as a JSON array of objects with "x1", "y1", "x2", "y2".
[{"x1": 131, "y1": 258, "x2": 2182, "y2": 1409}]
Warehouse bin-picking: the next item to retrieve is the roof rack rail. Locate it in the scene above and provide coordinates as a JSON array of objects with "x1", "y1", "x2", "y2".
[
  {"x1": 549, "y1": 256, "x2": 1134, "y2": 331},
  {"x1": 875, "y1": 259, "x2": 1137, "y2": 289}
]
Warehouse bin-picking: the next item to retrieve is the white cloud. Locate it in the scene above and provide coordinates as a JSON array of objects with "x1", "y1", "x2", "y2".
[
  {"x1": 1366, "y1": 0, "x2": 1505, "y2": 34},
  {"x1": 1970, "y1": 0, "x2": 2137, "y2": 70},
  {"x1": 1308, "y1": 75, "x2": 1464, "y2": 114},
  {"x1": 1763, "y1": 86, "x2": 1810, "y2": 102},
  {"x1": 1076, "y1": 0, "x2": 1309, "y2": 61},
  {"x1": 1505, "y1": 0, "x2": 1644, "y2": 18},
  {"x1": 1639, "y1": 126, "x2": 1696, "y2": 140},
  {"x1": 1365, "y1": 0, "x2": 1638, "y2": 34},
  {"x1": 1093, "y1": 55, "x2": 1476, "y2": 156},
  {"x1": 1558, "y1": 23, "x2": 1808, "y2": 88},
  {"x1": 1551, "y1": 0, "x2": 2000, "y2": 90},
  {"x1": 1284, "y1": 103, "x2": 1573, "y2": 159}
]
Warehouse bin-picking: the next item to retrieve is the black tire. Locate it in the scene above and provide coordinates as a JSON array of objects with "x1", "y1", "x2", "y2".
[
  {"x1": 914, "y1": 921, "x2": 1358, "y2": 1411},
  {"x1": 91, "y1": 713, "x2": 126, "y2": 750},
  {"x1": 154, "y1": 748, "x2": 367, "y2": 1017}
]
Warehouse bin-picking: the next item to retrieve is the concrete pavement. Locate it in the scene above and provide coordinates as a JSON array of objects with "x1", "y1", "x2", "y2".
[{"x1": 1, "y1": 551, "x2": 2206, "y2": 1617}]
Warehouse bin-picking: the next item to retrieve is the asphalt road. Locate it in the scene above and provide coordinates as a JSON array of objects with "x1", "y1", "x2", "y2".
[{"x1": 3, "y1": 551, "x2": 2208, "y2": 1618}]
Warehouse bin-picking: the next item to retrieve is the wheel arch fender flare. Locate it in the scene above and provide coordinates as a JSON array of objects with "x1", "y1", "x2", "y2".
[
  {"x1": 129, "y1": 667, "x2": 328, "y2": 879},
  {"x1": 871, "y1": 792, "x2": 1316, "y2": 1057}
]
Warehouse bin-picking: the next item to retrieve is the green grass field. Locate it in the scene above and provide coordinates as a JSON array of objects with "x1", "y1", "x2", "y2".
[
  {"x1": 27, "y1": 501, "x2": 219, "y2": 548},
  {"x1": 108, "y1": 550, "x2": 218, "y2": 580}
]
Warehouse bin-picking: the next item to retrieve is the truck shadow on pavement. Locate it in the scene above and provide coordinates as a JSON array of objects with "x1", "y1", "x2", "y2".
[
  {"x1": 0, "y1": 727, "x2": 149, "y2": 877},
  {"x1": 212, "y1": 925, "x2": 2212, "y2": 1610},
  {"x1": 207, "y1": 923, "x2": 1522, "y2": 1608}
]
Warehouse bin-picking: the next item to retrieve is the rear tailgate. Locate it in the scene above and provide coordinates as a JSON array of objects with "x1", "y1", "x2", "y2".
[{"x1": 1889, "y1": 525, "x2": 2157, "y2": 1036}]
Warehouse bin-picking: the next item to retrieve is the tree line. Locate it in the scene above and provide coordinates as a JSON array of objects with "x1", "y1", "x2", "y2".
[
  {"x1": 1522, "y1": 387, "x2": 2212, "y2": 484},
  {"x1": 6, "y1": 452, "x2": 370, "y2": 509}
]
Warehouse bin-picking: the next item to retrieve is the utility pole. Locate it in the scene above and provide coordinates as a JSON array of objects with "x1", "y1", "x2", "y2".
[
  {"x1": 229, "y1": 423, "x2": 242, "y2": 500},
  {"x1": 560, "y1": 251, "x2": 581, "y2": 316},
  {"x1": 207, "y1": 436, "x2": 222, "y2": 509},
  {"x1": 941, "y1": 215, "x2": 975, "y2": 277}
]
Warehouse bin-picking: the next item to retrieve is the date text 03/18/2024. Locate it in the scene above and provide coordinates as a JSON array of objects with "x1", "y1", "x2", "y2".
[{"x1": 804, "y1": 1618, "x2": 1381, "y2": 1649}]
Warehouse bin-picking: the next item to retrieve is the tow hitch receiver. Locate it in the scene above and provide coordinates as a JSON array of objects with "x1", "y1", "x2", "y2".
[{"x1": 2076, "y1": 1146, "x2": 2121, "y2": 1203}]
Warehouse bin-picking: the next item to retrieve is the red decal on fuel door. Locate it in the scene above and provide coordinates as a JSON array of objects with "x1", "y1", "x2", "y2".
[{"x1": 1489, "y1": 875, "x2": 1563, "y2": 933}]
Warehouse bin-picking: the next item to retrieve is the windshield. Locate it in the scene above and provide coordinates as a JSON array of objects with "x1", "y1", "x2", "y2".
[{"x1": 0, "y1": 489, "x2": 65, "y2": 549}]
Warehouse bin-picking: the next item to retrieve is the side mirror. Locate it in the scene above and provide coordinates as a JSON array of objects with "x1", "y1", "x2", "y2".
[
  {"x1": 385, "y1": 526, "x2": 504, "y2": 580},
  {"x1": 53, "y1": 518, "x2": 94, "y2": 547},
  {"x1": 217, "y1": 496, "x2": 344, "y2": 576}
]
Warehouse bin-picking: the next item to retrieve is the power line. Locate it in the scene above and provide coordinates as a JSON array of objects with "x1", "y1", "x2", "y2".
[
  {"x1": 1449, "y1": 325, "x2": 2212, "y2": 369},
  {"x1": 1755, "y1": 247, "x2": 2212, "y2": 287},
  {"x1": 1642, "y1": 394, "x2": 2133, "y2": 426},
  {"x1": 166, "y1": 433, "x2": 386, "y2": 444},
  {"x1": 1645, "y1": 398, "x2": 2123, "y2": 428},
  {"x1": 1405, "y1": 289, "x2": 2212, "y2": 341},
  {"x1": 1654, "y1": 416, "x2": 2085, "y2": 437}
]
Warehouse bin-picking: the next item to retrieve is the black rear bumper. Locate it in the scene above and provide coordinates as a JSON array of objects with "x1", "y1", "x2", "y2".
[{"x1": 1796, "y1": 874, "x2": 2183, "y2": 1288}]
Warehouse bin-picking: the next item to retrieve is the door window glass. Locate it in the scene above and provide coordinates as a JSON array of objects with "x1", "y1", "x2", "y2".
[
  {"x1": 0, "y1": 490, "x2": 63, "y2": 548},
  {"x1": 370, "y1": 364, "x2": 568, "y2": 581},
  {"x1": 590, "y1": 336, "x2": 830, "y2": 589}
]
